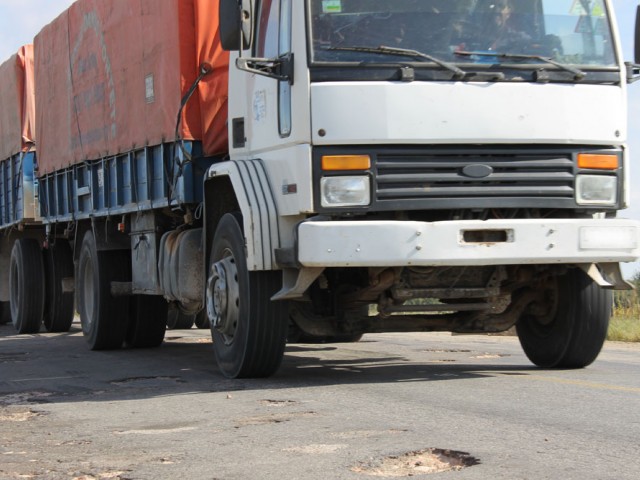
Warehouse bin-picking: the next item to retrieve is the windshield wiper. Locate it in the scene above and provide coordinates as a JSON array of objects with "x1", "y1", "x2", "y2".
[
  {"x1": 454, "y1": 50, "x2": 585, "y2": 81},
  {"x1": 327, "y1": 45, "x2": 467, "y2": 79}
]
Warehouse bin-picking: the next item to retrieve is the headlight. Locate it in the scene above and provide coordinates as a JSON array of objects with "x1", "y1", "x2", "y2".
[
  {"x1": 321, "y1": 176, "x2": 371, "y2": 207},
  {"x1": 576, "y1": 175, "x2": 617, "y2": 206}
]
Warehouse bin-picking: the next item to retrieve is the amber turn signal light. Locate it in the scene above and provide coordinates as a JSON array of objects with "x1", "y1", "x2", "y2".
[
  {"x1": 577, "y1": 154, "x2": 619, "y2": 170},
  {"x1": 322, "y1": 155, "x2": 371, "y2": 171}
]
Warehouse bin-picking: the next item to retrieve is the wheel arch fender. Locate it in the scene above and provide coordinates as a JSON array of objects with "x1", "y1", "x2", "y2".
[{"x1": 204, "y1": 160, "x2": 281, "y2": 273}]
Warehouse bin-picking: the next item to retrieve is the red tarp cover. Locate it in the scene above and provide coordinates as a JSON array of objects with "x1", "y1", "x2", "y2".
[
  {"x1": 0, "y1": 45, "x2": 35, "y2": 160},
  {"x1": 35, "y1": 0, "x2": 229, "y2": 174}
]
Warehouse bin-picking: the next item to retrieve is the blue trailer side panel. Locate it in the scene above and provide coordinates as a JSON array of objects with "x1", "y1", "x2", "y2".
[
  {"x1": 0, "y1": 151, "x2": 38, "y2": 229},
  {"x1": 39, "y1": 141, "x2": 215, "y2": 223}
]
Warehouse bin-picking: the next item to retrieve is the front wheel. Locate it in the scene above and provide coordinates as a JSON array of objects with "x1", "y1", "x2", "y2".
[
  {"x1": 207, "y1": 213, "x2": 288, "y2": 379},
  {"x1": 516, "y1": 269, "x2": 611, "y2": 369}
]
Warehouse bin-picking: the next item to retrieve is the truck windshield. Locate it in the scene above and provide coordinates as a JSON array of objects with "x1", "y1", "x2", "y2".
[{"x1": 309, "y1": 0, "x2": 616, "y2": 68}]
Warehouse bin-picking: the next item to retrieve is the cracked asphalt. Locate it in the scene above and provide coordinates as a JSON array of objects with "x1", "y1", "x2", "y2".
[{"x1": 1, "y1": 323, "x2": 639, "y2": 479}]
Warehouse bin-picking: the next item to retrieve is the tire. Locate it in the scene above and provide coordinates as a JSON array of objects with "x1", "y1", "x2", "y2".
[
  {"x1": 9, "y1": 239, "x2": 45, "y2": 334},
  {"x1": 207, "y1": 213, "x2": 289, "y2": 379},
  {"x1": 0, "y1": 302, "x2": 11, "y2": 325},
  {"x1": 194, "y1": 309, "x2": 210, "y2": 329},
  {"x1": 43, "y1": 242, "x2": 75, "y2": 333},
  {"x1": 166, "y1": 305, "x2": 196, "y2": 329},
  {"x1": 288, "y1": 329, "x2": 363, "y2": 344},
  {"x1": 77, "y1": 231, "x2": 130, "y2": 350},
  {"x1": 126, "y1": 295, "x2": 168, "y2": 348},
  {"x1": 516, "y1": 268, "x2": 611, "y2": 369},
  {"x1": 288, "y1": 304, "x2": 367, "y2": 344},
  {"x1": 326, "y1": 333, "x2": 364, "y2": 343}
]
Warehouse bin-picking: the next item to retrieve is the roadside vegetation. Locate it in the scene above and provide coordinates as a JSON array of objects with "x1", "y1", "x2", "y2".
[{"x1": 610, "y1": 271, "x2": 640, "y2": 342}]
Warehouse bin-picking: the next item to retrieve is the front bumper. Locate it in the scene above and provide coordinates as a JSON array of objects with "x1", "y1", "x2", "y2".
[{"x1": 296, "y1": 218, "x2": 640, "y2": 267}]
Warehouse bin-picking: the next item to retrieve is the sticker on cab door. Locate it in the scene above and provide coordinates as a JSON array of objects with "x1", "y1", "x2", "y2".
[
  {"x1": 253, "y1": 90, "x2": 267, "y2": 123},
  {"x1": 322, "y1": 0, "x2": 342, "y2": 13}
]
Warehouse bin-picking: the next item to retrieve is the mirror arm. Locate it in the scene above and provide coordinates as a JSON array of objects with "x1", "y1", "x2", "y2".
[
  {"x1": 276, "y1": 53, "x2": 295, "y2": 85},
  {"x1": 625, "y1": 62, "x2": 640, "y2": 84},
  {"x1": 236, "y1": 53, "x2": 294, "y2": 85}
]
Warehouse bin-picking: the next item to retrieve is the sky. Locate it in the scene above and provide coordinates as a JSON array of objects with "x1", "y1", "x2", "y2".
[{"x1": 0, "y1": 0, "x2": 639, "y2": 277}]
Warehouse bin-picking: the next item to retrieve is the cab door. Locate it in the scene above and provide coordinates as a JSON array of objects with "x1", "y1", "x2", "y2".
[{"x1": 243, "y1": 0, "x2": 293, "y2": 152}]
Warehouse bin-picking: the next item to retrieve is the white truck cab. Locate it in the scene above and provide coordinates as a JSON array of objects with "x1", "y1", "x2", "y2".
[{"x1": 204, "y1": 0, "x2": 640, "y2": 378}]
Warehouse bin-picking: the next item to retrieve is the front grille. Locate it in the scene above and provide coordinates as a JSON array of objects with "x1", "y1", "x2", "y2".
[
  {"x1": 376, "y1": 155, "x2": 574, "y2": 200},
  {"x1": 375, "y1": 146, "x2": 575, "y2": 208}
]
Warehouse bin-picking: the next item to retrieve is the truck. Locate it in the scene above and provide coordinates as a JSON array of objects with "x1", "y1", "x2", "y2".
[{"x1": 1, "y1": 0, "x2": 639, "y2": 378}]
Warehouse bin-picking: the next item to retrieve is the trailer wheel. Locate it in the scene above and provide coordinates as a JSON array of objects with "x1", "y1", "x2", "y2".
[
  {"x1": 125, "y1": 295, "x2": 168, "y2": 348},
  {"x1": 43, "y1": 242, "x2": 75, "y2": 333},
  {"x1": 9, "y1": 239, "x2": 45, "y2": 334},
  {"x1": 207, "y1": 213, "x2": 288, "y2": 379},
  {"x1": 516, "y1": 268, "x2": 611, "y2": 369},
  {"x1": 166, "y1": 304, "x2": 196, "y2": 329},
  {"x1": 0, "y1": 302, "x2": 11, "y2": 325},
  {"x1": 77, "y1": 232, "x2": 130, "y2": 350}
]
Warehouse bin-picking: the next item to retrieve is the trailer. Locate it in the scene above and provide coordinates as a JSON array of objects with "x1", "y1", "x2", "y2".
[
  {"x1": 32, "y1": 0, "x2": 227, "y2": 347},
  {"x1": 1, "y1": 0, "x2": 640, "y2": 378},
  {"x1": 0, "y1": 45, "x2": 58, "y2": 330}
]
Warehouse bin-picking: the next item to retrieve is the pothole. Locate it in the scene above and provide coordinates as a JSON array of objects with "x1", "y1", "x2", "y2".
[
  {"x1": 0, "y1": 392, "x2": 53, "y2": 406},
  {"x1": 333, "y1": 429, "x2": 408, "y2": 439},
  {"x1": 260, "y1": 399, "x2": 298, "y2": 407},
  {"x1": 0, "y1": 408, "x2": 44, "y2": 422},
  {"x1": 283, "y1": 444, "x2": 347, "y2": 454},
  {"x1": 470, "y1": 353, "x2": 510, "y2": 359},
  {"x1": 110, "y1": 376, "x2": 183, "y2": 387},
  {"x1": 352, "y1": 449, "x2": 479, "y2": 477},
  {"x1": 71, "y1": 470, "x2": 132, "y2": 480},
  {"x1": 234, "y1": 411, "x2": 317, "y2": 428},
  {"x1": 0, "y1": 352, "x2": 29, "y2": 363},
  {"x1": 421, "y1": 349, "x2": 471, "y2": 354}
]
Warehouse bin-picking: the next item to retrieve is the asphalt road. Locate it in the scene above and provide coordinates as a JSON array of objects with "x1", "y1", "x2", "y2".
[{"x1": 1, "y1": 322, "x2": 639, "y2": 480}]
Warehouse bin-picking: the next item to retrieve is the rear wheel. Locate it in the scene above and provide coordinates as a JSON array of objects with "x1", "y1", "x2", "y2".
[
  {"x1": 9, "y1": 239, "x2": 45, "y2": 334},
  {"x1": 77, "y1": 231, "x2": 130, "y2": 350},
  {"x1": 43, "y1": 241, "x2": 75, "y2": 333},
  {"x1": 0, "y1": 302, "x2": 11, "y2": 325},
  {"x1": 516, "y1": 268, "x2": 611, "y2": 369},
  {"x1": 195, "y1": 309, "x2": 210, "y2": 329},
  {"x1": 166, "y1": 305, "x2": 196, "y2": 329},
  {"x1": 207, "y1": 213, "x2": 288, "y2": 378},
  {"x1": 126, "y1": 295, "x2": 168, "y2": 348},
  {"x1": 327, "y1": 333, "x2": 364, "y2": 343}
]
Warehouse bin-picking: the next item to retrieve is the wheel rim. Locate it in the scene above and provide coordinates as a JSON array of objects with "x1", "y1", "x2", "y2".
[{"x1": 207, "y1": 251, "x2": 240, "y2": 346}]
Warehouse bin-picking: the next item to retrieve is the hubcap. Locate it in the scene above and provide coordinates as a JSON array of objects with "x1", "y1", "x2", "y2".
[{"x1": 206, "y1": 255, "x2": 240, "y2": 345}]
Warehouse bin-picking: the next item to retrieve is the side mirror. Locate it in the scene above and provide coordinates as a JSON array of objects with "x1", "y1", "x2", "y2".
[
  {"x1": 635, "y1": 6, "x2": 640, "y2": 64},
  {"x1": 219, "y1": 0, "x2": 252, "y2": 51}
]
